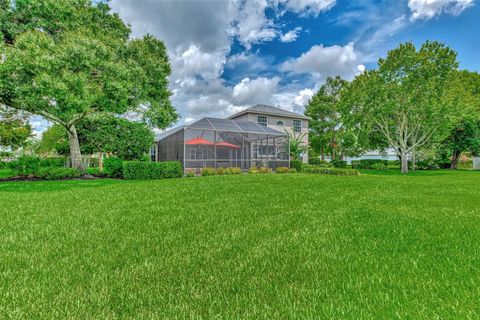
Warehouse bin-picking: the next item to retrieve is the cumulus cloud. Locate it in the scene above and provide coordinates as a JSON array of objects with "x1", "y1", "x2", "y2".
[
  {"x1": 233, "y1": 77, "x2": 280, "y2": 105},
  {"x1": 277, "y1": 0, "x2": 336, "y2": 16},
  {"x1": 408, "y1": 0, "x2": 474, "y2": 20},
  {"x1": 280, "y1": 27, "x2": 302, "y2": 42},
  {"x1": 280, "y1": 42, "x2": 362, "y2": 79}
]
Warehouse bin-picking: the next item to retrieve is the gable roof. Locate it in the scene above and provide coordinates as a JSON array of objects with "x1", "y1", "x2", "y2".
[
  {"x1": 155, "y1": 117, "x2": 286, "y2": 142},
  {"x1": 227, "y1": 104, "x2": 310, "y2": 120}
]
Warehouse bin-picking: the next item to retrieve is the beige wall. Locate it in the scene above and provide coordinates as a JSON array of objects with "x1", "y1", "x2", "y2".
[{"x1": 235, "y1": 112, "x2": 309, "y2": 163}]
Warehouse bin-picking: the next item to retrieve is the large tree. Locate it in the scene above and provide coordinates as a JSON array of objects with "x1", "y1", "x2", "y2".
[
  {"x1": 305, "y1": 76, "x2": 364, "y2": 160},
  {"x1": 0, "y1": 0, "x2": 177, "y2": 171},
  {"x1": 344, "y1": 41, "x2": 459, "y2": 174}
]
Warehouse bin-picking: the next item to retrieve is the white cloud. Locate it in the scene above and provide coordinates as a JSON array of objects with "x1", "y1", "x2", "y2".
[
  {"x1": 280, "y1": 27, "x2": 302, "y2": 42},
  {"x1": 281, "y1": 42, "x2": 362, "y2": 79},
  {"x1": 408, "y1": 0, "x2": 474, "y2": 20},
  {"x1": 277, "y1": 0, "x2": 336, "y2": 16},
  {"x1": 233, "y1": 77, "x2": 280, "y2": 105},
  {"x1": 171, "y1": 44, "x2": 227, "y2": 81}
]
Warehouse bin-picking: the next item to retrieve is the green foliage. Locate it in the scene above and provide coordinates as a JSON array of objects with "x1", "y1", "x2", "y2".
[
  {"x1": 37, "y1": 167, "x2": 80, "y2": 180},
  {"x1": 352, "y1": 159, "x2": 389, "y2": 169},
  {"x1": 0, "y1": 1, "x2": 177, "y2": 169},
  {"x1": 104, "y1": 156, "x2": 123, "y2": 178},
  {"x1": 248, "y1": 167, "x2": 259, "y2": 174},
  {"x1": 36, "y1": 125, "x2": 70, "y2": 156},
  {"x1": 415, "y1": 159, "x2": 441, "y2": 170},
  {"x1": 306, "y1": 76, "x2": 364, "y2": 159},
  {"x1": 302, "y1": 165, "x2": 360, "y2": 176},
  {"x1": 0, "y1": 107, "x2": 32, "y2": 149},
  {"x1": 201, "y1": 167, "x2": 217, "y2": 176},
  {"x1": 8, "y1": 156, "x2": 42, "y2": 176},
  {"x1": 370, "y1": 163, "x2": 387, "y2": 170},
  {"x1": 227, "y1": 167, "x2": 242, "y2": 175},
  {"x1": 257, "y1": 167, "x2": 272, "y2": 174},
  {"x1": 122, "y1": 161, "x2": 182, "y2": 180},
  {"x1": 308, "y1": 158, "x2": 331, "y2": 167},
  {"x1": 185, "y1": 169, "x2": 196, "y2": 177},
  {"x1": 288, "y1": 168, "x2": 298, "y2": 173},
  {"x1": 440, "y1": 118, "x2": 480, "y2": 167},
  {"x1": 286, "y1": 131, "x2": 308, "y2": 161},
  {"x1": 331, "y1": 159, "x2": 347, "y2": 168},
  {"x1": 275, "y1": 167, "x2": 289, "y2": 174},
  {"x1": 41, "y1": 157, "x2": 67, "y2": 168},
  {"x1": 343, "y1": 41, "x2": 460, "y2": 174},
  {"x1": 216, "y1": 167, "x2": 229, "y2": 175},
  {"x1": 290, "y1": 160, "x2": 303, "y2": 172}
]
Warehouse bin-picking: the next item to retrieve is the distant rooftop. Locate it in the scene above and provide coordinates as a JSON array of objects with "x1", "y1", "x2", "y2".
[
  {"x1": 155, "y1": 117, "x2": 286, "y2": 141},
  {"x1": 227, "y1": 104, "x2": 310, "y2": 120}
]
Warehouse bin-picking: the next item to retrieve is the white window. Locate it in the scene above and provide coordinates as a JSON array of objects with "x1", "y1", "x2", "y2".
[
  {"x1": 257, "y1": 115, "x2": 267, "y2": 126},
  {"x1": 150, "y1": 145, "x2": 156, "y2": 162},
  {"x1": 293, "y1": 119, "x2": 302, "y2": 132}
]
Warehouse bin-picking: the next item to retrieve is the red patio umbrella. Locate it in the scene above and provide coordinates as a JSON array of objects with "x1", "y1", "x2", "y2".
[
  {"x1": 215, "y1": 141, "x2": 240, "y2": 149},
  {"x1": 185, "y1": 137, "x2": 214, "y2": 146}
]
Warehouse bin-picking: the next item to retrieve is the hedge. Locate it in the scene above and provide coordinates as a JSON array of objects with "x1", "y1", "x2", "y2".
[
  {"x1": 331, "y1": 159, "x2": 347, "y2": 168},
  {"x1": 351, "y1": 159, "x2": 389, "y2": 169},
  {"x1": 290, "y1": 160, "x2": 303, "y2": 172},
  {"x1": 123, "y1": 161, "x2": 182, "y2": 180},
  {"x1": 104, "y1": 157, "x2": 123, "y2": 178},
  {"x1": 37, "y1": 167, "x2": 81, "y2": 180},
  {"x1": 302, "y1": 165, "x2": 360, "y2": 176}
]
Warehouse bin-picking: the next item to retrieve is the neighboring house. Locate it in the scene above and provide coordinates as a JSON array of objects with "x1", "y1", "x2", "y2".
[
  {"x1": 153, "y1": 117, "x2": 289, "y2": 171},
  {"x1": 227, "y1": 104, "x2": 310, "y2": 163}
]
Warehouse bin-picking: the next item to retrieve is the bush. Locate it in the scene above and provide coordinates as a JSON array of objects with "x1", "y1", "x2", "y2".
[
  {"x1": 123, "y1": 161, "x2": 182, "y2": 180},
  {"x1": 370, "y1": 163, "x2": 387, "y2": 170},
  {"x1": 200, "y1": 167, "x2": 217, "y2": 176},
  {"x1": 275, "y1": 166, "x2": 289, "y2": 174},
  {"x1": 258, "y1": 167, "x2": 272, "y2": 174},
  {"x1": 331, "y1": 159, "x2": 347, "y2": 168},
  {"x1": 41, "y1": 157, "x2": 66, "y2": 168},
  {"x1": 248, "y1": 167, "x2": 259, "y2": 174},
  {"x1": 0, "y1": 161, "x2": 7, "y2": 169},
  {"x1": 185, "y1": 169, "x2": 196, "y2": 177},
  {"x1": 8, "y1": 156, "x2": 42, "y2": 176},
  {"x1": 216, "y1": 167, "x2": 229, "y2": 175},
  {"x1": 227, "y1": 167, "x2": 242, "y2": 174},
  {"x1": 290, "y1": 160, "x2": 303, "y2": 172},
  {"x1": 303, "y1": 165, "x2": 360, "y2": 176},
  {"x1": 416, "y1": 159, "x2": 441, "y2": 170},
  {"x1": 37, "y1": 167, "x2": 81, "y2": 180},
  {"x1": 288, "y1": 168, "x2": 297, "y2": 173},
  {"x1": 352, "y1": 159, "x2": 388, "y2": 169},
  {"x1": 104, "y1": 157, "x2": 123, "y2": 178}
]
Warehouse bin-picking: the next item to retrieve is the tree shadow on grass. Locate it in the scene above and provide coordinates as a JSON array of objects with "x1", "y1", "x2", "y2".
[{"x1": 0, "y1": 178, "x2": 124, "y2": 193}]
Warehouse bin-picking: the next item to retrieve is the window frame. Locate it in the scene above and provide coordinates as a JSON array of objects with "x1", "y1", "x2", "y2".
[
  {"x1": 276, "y1": 120, "x2": 284, "y2": 126},
  {"x1": 293, "y1": 119, "x2": 302, "y2": 132},
  {"x1": 257, "y1": 115, "x2": 268, "y2": 126}
]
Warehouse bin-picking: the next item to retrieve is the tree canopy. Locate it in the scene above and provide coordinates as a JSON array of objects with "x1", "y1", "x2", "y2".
[
  {"x1": 0, "y1": 106, "x2": 32, "y2": 150},
  {"x1": 0, "y1": 0, "x2": 176, "y2": 170},
  {"x1": 343, "y1": 41, "x2": 459, "y2": 173}
]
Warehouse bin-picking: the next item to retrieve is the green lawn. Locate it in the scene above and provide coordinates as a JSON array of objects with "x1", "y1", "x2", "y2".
[{"x1": 1, "y1": 170, "x2": 479, "y2": 319}]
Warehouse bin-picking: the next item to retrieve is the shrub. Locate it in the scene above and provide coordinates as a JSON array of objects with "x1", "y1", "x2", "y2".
[
  {"x1": 288, "y1": 168, "x2": 297, "y2": 173},
  {"x1": 303, "y1": 165, "x2": 360, "y2": 176},
  {"x1": 258, "y1": 167, "x2": 272, "y2": 174},
  {"x1": 216, "y1": 167, "x2": 229, "y2": 175},
  {"x1": 248, "y1": 167, "x2": 259, "y2": 174},
  {"x1": 37, "y1": 167, "x2": 81, "y2": 180},
  {"x1": 370, "y1": 163, "x2": 387, "y2": 170},
  {"x1": 416, "y1": 159, "x2": 441, "y2": 170},
  {"x1": 185, "y1": 169, "x2": 196, "y2": 177},
  {"x1": 275, "y1": 166, "x2": 289, "y2": 174},
  {"x1": 41, "y1": 157, "x2": 66, "y2": 168},
  {"x1": 227, "y1": 167, "x2": 242, "y2": 174},
  {"x1": 8, "y1": 156, "x2": 42, "y2": 176},
  {"x1": 123, "y1": 161, "x2": 182, "y2": 180},
  {"x1": 0, "y1": 161, "x2": 7, "y2": 169},
  {"x1": 331, "y1": 159, "x2": 347, "y2": 168},
  {"x1": 200, "y1": 167, "x2": 217, "y2": 176},
  {"x1": 352, "y1": 159, "x2": 388, "y2": 169},
  {"x1": 104, "y1": 157, "x2": 123, "y2": 178},
  {"x1": 290, "y1": 160, "x2": 303, "y2": 172}
]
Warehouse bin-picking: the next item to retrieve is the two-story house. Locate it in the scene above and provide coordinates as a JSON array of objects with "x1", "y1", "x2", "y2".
[{"x1": 227, "y1": 104, "x2": 310, "y2": 163}]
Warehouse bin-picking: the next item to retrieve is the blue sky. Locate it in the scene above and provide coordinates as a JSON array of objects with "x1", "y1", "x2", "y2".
[{"x1": 31, "y1": 0, "x2": 480, "y2": 134}]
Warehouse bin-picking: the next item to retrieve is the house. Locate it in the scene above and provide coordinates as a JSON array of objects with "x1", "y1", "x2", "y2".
[
  {"x1": 152, "y1": 116, "x2": 289, "y2": 171},
  {"x1": 227, "y1": 104, "x2": 310, "y2": 163}
]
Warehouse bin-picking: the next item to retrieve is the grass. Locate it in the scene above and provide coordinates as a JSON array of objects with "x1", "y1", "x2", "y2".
[{"x1": 1, "y1": 170, "x2": 479, "y2": 319}]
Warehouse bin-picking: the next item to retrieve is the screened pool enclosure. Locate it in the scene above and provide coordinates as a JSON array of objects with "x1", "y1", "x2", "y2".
[{"x1": 154, "y1": 118, "x2": 289, "y2": 171}]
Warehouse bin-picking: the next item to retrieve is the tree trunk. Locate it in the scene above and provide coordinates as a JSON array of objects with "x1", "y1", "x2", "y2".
[
  {"x1": 411, "y1": 149, "x2": 416, "y2": 172},
  {"x1": 450, "y1": 150, "x2": 460, "y2": 169},
  {"x1": 401, "y1": 149, "x2": 409, "y2": 174},
  {"x1": 98, "y1": 151, "x2": 104, "y2": 172},
  {"x1": 67, "y1": 124, "x2": 85, "y2": 172}
]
